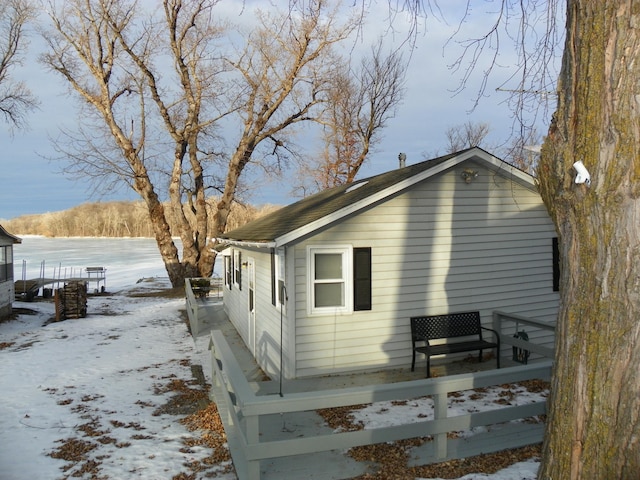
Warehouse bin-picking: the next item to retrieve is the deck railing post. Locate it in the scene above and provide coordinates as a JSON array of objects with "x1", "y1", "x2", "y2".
[
  {"x1": 433, "y1": 391, "x2": 448, "y2": 459},
  {"x1": 245, "y1": 414, "x2": 261, "y2": 480},
  {"x1": 492, "y1": 311, "x2": 501, "y2": 336}
]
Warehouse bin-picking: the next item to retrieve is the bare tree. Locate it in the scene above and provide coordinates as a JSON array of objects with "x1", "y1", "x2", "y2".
[
  {"x1": 40, "y1": 0, "x2": 359, "y2": 287},
  {"x1": 0, "y1": 0, "x2": 37, "y2": 131},
  {"x1": 443, "y1": 121, "x2": 491, "y2": 153},
  {"x1": 295, "y1": 37, "x2": 407, "y2": 194},
  {"x1": 501, "y1": 127, "x2": 543, "y2": 176},
  {"x1": 41, "y1": 0, "x2": 222, "y2": 286},
  {"x1": 214, "y1": 1, "x2": 358, "y2": 218},
  {"x1": 536, "y1": 2, "x2": 640, "y2": 476}
]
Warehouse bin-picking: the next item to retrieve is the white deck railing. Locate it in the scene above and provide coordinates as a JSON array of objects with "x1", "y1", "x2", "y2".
[
  {"x1": 185, "y1": 277, "x2": 222, "y2": 335},
  {"x1": 492, "y1": 310, "x2": 556, "y2": 360},
  {"x1": 209, "y1": 329, "x2": 553, "y2": 480}
]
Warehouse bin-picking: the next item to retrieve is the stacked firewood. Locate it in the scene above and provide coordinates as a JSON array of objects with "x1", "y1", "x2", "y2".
[{"x1": 55, "y1": 281, "x2": 88, "y2": 321}]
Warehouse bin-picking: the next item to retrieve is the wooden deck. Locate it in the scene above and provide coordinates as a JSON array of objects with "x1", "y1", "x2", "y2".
[
  {"x1": 208, "y1": 329, "x2": 551, "y2": 480},
  {"x1": 190, "y1": 302, "x2": 553, "y2": 480}
]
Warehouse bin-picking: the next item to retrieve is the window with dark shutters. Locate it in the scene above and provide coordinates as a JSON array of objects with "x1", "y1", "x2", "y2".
[{"x1": 353, "y1": 247, "x2": 372, "y2": 311}]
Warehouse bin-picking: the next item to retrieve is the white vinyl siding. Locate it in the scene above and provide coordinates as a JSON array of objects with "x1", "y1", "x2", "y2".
[
  {"x1": 292, "y1": 162, "x2": 559, "y2": 378},
  {"x1": 223, "y1": 247, "x2": 294, "y2": 380}
]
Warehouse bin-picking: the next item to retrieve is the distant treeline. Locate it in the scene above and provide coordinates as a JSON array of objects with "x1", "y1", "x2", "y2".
[{"x1": 3, "y1": 200, "x2": 281, "y2": 238}]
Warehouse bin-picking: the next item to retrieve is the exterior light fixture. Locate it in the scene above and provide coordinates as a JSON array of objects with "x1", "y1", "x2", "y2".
[{"x1": 461, "y1": 169, "x2": 479, "y2": 184}]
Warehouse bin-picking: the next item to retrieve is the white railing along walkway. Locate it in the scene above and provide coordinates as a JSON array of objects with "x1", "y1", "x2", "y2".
[
  {"x1": 493, "y1": 310, "x2": 556, "y2": 360},
  {"x1": 185, "y1": 277, "x2": 223, "y2": 336},
  {"x1": 209, "y1": 329, "x2": 552, "y2": 480}
]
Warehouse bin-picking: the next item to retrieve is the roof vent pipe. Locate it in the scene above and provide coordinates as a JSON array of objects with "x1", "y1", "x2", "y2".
[{"x1": 398, "y1": 152, "x2": 406, "y2": 169}]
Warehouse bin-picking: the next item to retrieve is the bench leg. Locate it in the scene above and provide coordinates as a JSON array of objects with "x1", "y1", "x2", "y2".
[
  {"x1": 411, "y1": 349, "x2": 416, "y2": 371},
  {"x1": 426, "y1": 356, "x2": 431, "y2": 378},
  {"x1": 478, "y1": 349, "x2": 483, "y2": 363},
  {"x1": 496, "y1": 348, "x2": 500, "y2": 369}
]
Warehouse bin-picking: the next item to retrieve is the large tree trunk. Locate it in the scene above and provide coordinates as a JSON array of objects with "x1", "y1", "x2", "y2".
[{"x1": 537, "y1": 1, "x2": 640, "y2": 478}]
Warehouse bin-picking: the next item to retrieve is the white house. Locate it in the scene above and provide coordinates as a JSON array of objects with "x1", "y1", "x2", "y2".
[
  {"x1": 216, "y1": 148, "x2": 559, "y2": 380},
  {"x1": 0, "y1": 224, "x2": 21, "y2": 318}
]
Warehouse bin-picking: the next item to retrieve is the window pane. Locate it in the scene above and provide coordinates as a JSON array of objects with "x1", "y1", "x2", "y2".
[
  {"x1": 315, "y1": 282, "x2": 344, "y2": 307},
  {"x1": 0, "y1": 246, "x2": 5, "y2": 263},
  {"x1": 315, "y1": 253, "x2": 342, "y2": 280}
]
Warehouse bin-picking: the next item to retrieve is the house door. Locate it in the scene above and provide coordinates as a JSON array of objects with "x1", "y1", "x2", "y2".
[{"x1": 248, "y1": 257, "x2": 256, "y2": 354}]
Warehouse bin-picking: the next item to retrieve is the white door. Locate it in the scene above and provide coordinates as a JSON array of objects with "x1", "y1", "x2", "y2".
[{"x1": 248, "y1": 257, "x2": 256, "y2": 354}]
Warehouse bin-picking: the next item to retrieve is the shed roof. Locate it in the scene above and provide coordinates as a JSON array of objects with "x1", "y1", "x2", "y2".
[
  {"x1": 219, "y1": 147, "x2": 533, "y2": 248},
  {"x1": 0, "y1": 224, "x2": 21, "y2": 244}
]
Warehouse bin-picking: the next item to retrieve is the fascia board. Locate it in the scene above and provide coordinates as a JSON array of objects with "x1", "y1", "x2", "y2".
[
  {"x1": 477, "y1": 151, "x2": 536, "y2": 189},
  {"x1": 213, "y1": 239, "x2": 276, "y2": 250}
]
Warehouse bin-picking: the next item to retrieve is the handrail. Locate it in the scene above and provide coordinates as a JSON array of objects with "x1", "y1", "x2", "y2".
[
  {"x1": 184, "y1": 278, "x2": 200, "y2": 335},
  {"x1": 492, "y1": 310, "x2": 556, "y2": 359}
]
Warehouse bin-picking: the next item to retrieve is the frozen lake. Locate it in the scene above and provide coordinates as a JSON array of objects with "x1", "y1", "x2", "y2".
[{"x1": 12, "y1": 236, "x2": 213, "y2": 291}]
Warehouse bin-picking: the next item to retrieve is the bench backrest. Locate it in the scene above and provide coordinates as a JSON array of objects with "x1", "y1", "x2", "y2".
[{"x1": 411, "y1": 311, "x2": 482, "y2": 341}]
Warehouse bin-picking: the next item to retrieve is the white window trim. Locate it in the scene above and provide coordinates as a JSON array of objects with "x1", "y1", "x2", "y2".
[
  {"x1": 307, "y1": 245, "x2": 353, "y2": 316},
  {"x1": 224, "y1": 255, "x2": 231, "y2": 289},
  {"x1": 233, "y1": 249, "x2": 241, "y2": 287}
]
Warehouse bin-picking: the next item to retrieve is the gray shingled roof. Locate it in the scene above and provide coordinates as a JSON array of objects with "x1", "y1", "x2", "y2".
[
  {"x1": 0, "y1": 224, "x2": 21, "y2": 244},
  {"x1": 219, "y1": 149, "x2": 469, "y2": 244}
]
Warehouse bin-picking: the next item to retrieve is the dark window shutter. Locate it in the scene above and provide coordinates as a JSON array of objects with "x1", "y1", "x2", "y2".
[
  {"x1": 552, "y1": 237, "x2": 560, "y2": 292},
  {"x1": 271, "y1": 250, "x2": 276, "y2": 306},
  {"x1": 354, "y1": 247, "x2": 372, "y2": 311},
  {"x1": 237, "y1": 252, "x2": 242, "y2": 290}
]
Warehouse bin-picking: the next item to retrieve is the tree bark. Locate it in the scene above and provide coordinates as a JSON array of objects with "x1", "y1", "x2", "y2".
[{"x1": 537, "y1": 1, "x2": 640, "y2": 478}]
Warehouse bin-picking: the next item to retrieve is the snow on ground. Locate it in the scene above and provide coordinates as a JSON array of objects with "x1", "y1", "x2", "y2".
[
  {"x1": 0, "y1": 278, "x2": 231, "y2": 480},
  {"x1": 0, "y1": 278, "x2": 541, "y2": 480},
  {"x1": 352, "y1": 381, "x2": 547, "y2": 437}
]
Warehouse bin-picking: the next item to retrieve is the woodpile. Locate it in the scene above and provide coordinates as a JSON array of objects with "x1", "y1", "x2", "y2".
[{"x1": 55, "y1": 281, "x2": 88, "y2": 321}]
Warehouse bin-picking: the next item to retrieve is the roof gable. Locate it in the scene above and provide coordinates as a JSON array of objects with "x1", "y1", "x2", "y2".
[{"x1": 220, "y1": 147, "x2": 534, "y2": 247}]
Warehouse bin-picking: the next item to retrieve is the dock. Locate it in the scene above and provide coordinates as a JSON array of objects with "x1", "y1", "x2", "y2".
[{"x1": 14, "y1": 265, "x2": 107, "y2": 300}]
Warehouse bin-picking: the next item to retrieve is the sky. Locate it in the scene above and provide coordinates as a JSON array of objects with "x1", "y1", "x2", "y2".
[{"x1": 0, "y1": 1, "x2": 562, "y2": 221}]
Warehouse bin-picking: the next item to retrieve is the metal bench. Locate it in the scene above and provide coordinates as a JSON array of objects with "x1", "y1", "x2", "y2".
[{"x1": 410, "y1": 311, "x2": 500, "y2": 378}]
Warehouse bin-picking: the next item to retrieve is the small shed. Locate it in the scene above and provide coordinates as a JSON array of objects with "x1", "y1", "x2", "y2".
[
  {"x1": 0, "y1": 224, "x2": 22, "y2": 318},
  {"x1": 217, "y1": 148, "x2": 559, "y2": 380}
]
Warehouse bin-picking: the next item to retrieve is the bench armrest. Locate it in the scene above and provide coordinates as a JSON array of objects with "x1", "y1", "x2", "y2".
[{"x1": 481, "y1": 326, "x2": 501, "y2": 345}]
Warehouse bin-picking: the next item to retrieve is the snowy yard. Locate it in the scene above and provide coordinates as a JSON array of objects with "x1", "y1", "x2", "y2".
[
  {"x1": 0, "y1": 279, "x2": 233, "y2": 480},
  {"x1": 0, "y1": 278, "x2": 544, "y2": 480}
]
